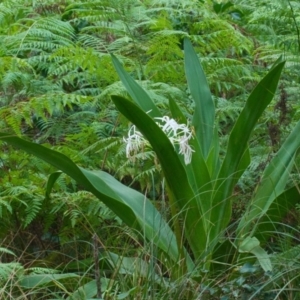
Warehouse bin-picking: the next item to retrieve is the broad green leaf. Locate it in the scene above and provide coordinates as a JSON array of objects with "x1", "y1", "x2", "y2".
[
  {"x1": 111, "y1": 54, "x2": 161, "y2": 118},
  {"x1": 117, "y1": 289, "x2": 136, "y2": 300},
  {"x1": 185, "y1": 138, "x2": 213, "y2": 235},
  {"x1": 239, "y1": 236, "x2": 260, "y2": 251},
  {"x1": 105, "y1": 252, "x2": 164, "y2": 283},
  {"x1": 0, "y1": 133, "x2": 180, "y2": 264},
  {"x1": 184, "y1": 37, "x2": 215, "y2": 158},
  {"x1": 237, "y1": 120, "x2": 300, "y2": 238},
  {"x1": 66, "y1": 279, "x2": 109, "y2": 300},
  {"x1": 166, "y1": 41, "x2": 214, "y2": 236},
  {"x1": 111, "y1": 95, "x2": 208, "y2": 259},
  {"x1": 19, "y1": 273, "x2": 79, "y2": 288},
  {"x1": 209, "y1": 61, "x2": 285, "y2": 244},
  {"x1": 184, "y1": 38, "x2": 216, "y2": 234},
  {"x1": 236, "y1": 147, "x2": 251, "y2": 181},
  {"x1": 46, "y1": 171, "x2": 62, "y2": 199},
  {"x1": 239, "y1": 236, "x2": 272, "y2": 272},
  {"x1": 270, "y1": 55, "x2": 284, "y2": 71},
  {"x1": 206, "y1": 127, "x2": 221, "y2": 179},
  {"x1": 169, "y1": 97, "x2": 213, "y2": 235},
  {"x1": 169, "y1": 98, "x2": 187, "y2": 124}
]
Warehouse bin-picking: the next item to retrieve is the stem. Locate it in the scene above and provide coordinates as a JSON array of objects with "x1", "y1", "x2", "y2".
[
  {"x1": 287, "y1": 0, "x2": 300, "y2": 53},
  {"x1": 92, "y1": 234, "x2": 102, "y2": 299}
]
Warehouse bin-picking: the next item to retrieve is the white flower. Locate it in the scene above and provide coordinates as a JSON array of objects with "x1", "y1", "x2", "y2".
[
  {"x1": 178, "y1": 133, "x2": 195, "y2": 165},
  {"x1": 123, "y1": 116, "x2": 194, "y2": 165},
  {"x1": 155, "y1": 116, "x2": 194, "y2": 164},
  {"x1": 155, "y1": 116, "x2": 182, "y2": 137},
  {"x1": 123, "y1": 125, "x2": 145, "y2": 160}
]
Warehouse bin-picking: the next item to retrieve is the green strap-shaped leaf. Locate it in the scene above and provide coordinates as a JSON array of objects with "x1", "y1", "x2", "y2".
[
  {"x1": 210, "y1": 61, "x2": 285, "y2": 244},
  {"x1": 206, "y1": 127, "x2": 221, "y2": 179},
  {"x1": 0, "y1": 133, "x2": 181, "y2": 264},
  {"x1": 112, "y1": 95, "x2": 208, "y2": 259},
  {"x1": 19, "y1": 273, "x2": 80, "y2": 288},
  {"x1": 169, "y1": 98, "x2": 187, "y2": 124},
  {"x1": 111, "y1": 54, "x2": 161, "y2": 118},
  {"x1": 169, "y1": 97, "x2": 213, "y2": 235},
  {"x1": 67, "y1": 280, "x2": 102, "y2": 300},
  {"x1": 185, "y1": 138, "x2": 213, "y2": 236},
  {"x1": 184, "y1": 38, "x2": 215, "y2": 158},
  {"x1": 184, "y1": 39, "x2": 216, "y2": 235},
  {"x1": 45, "y1": 171, "x2": 62, "y2": 199},
  {"x1": 237, "y1": 120, "x2": 300, "y2": 238}
]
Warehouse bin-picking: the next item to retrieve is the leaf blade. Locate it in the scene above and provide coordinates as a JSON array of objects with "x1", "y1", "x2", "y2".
[
  {"x1": 111, "y1": 55, "x2": 161, "y2": 118},
  {"x1": 238, "y1": 120, "x2": 300, "y2": 238},
  {"x1": 184, "y1": 37, "x2": 215, "y2": 158},
  {"x1": 210, "y1": 61, "x2": 285, "y2": 244}
]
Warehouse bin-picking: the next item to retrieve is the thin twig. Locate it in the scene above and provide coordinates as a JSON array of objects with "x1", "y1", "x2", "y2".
[
  {"x1": 287, "y1": 0, "x2": 300, "y2": 53},
  {"x1": 92, "y1": 233, "x2": 102, "y2": 299}
]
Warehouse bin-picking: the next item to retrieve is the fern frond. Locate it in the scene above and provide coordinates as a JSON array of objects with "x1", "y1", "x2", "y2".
[
  {"x1": 0, "y1": 248, "x2": 16, "y2": 257},
  {"x1": 216, "y1": 97, "x2": 242, "y2": 125},
  {"x1": 0, "y1": 263, "x2": 23, "y2": 283},
  {"x1": 5, "y1": 17, "x2": 75, "y2": 55},
  {"x1": 0, "y1": 199, "x2": 12, "y2": 218},
  {"x1": 23, "y1": 195, "x2": 43, "y2": 228},
  {"x1": 26, "y1": 267, "x2": 58, "y2": 274}
]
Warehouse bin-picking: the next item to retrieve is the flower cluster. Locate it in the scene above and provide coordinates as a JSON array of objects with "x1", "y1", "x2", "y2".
[
  {"x1": 124, "y1": 116, "x2": 194, "y2": 165},
  {"x1": 123, "y1": 125, "x2": 146, "y2": 161}
]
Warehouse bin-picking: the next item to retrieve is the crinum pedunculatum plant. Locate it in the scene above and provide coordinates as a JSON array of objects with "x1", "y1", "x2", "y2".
[{"x1": 1, "y1": 38, "x2": 300, "y2": 281}]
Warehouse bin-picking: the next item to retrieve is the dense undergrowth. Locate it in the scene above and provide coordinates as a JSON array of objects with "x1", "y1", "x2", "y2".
[{"x1": 1, "y1": 0, "x2": 300, "y2": 299}]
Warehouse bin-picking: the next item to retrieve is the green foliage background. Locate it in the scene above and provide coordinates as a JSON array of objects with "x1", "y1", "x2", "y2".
[{"x1": 1, "y1": 0, "x2": 300, "y2": 299}]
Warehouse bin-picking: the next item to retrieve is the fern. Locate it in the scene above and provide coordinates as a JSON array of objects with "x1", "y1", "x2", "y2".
[
  {"x1": 0, "y1": 91, "x2": 95, "y2": 138},
  {"x1": 0, "y1": 186, "x2": 44, "y2": 229},
  {"x1": 0, "y1": 199, "x2": 12, "y2": 218},
  {"x1": 5, "y1": 17, "x2": 75, "y2": 55},
  {"x1": 216, "y1": 97, "x2": 242, "y2": 125},
  {"x1": 237, "y1": 0, "x2": 300, "y2": 62},
  {"x1": 0, "y1": 1, "x2": 31, "y2": 30},
  {"x1": 145, "y1": 31, "x2": 184, "y2": 82},
  {"x1": 0, "y1": 262, "x2": 23, "y2": 283},
  {"x1": 0, "y1": 247, "x2": 16, "y2": 257},
  {"x1": 25, "y1": 266, "x2": 58, "y2": 274},
  {"x1": 23, "y1": 195, "x2": 44, "y2": 228}
]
